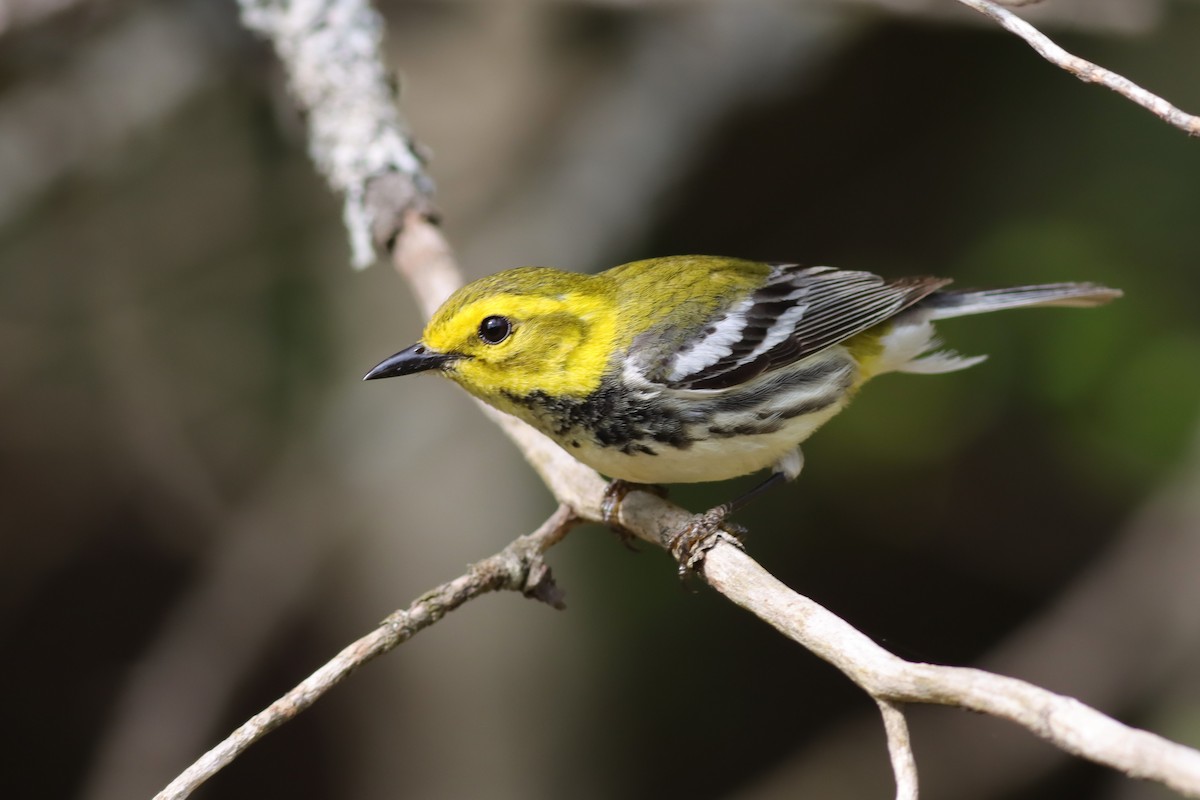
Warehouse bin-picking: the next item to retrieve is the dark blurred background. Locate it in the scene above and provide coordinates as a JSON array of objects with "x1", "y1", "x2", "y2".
[{"x1": 2, "y1": 1, "x2": 1199, "y2": 798}]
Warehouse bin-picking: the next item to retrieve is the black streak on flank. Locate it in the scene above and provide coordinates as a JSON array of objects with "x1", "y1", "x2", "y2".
[{"x1": 505, "y1": 385, "x2": 695, "y2": 452}]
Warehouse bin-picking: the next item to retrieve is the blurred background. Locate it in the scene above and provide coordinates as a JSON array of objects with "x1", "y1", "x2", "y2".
[{"x1": 3, "y1": 0, "x2": 1200, "y2": 798}]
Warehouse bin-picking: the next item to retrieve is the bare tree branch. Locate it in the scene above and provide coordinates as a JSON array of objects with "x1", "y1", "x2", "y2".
[
  {"x1": 697, "y1": 537, "x2": 1200, "y2": 798},
  {"x1": 153, "y1": 504, "x2": 577, "y2": 800},
  {"x1": 741, "y1": 419, "x2": 1200, "y2": 799},
  {"x1": 157, "y1": 1, "x2": 1200, "y2": 798},
  {"x1": 877, "y1": 700, "x2": 919, "y2": 800},
  {"x1": 81, "y1": 445, "x2": 349, "y2": 800},
  {"x1": 956, "y1": 0, "x2": 1200, "y2": 135}
]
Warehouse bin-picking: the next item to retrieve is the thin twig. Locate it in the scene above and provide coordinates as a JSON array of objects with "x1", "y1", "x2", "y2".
[
  {"x1": 876, "y1": 700, "x2": 918, "y2": 800},
  {"x1": 153, "y1": 505, "x2": 577, "y2": 800},
  {"x1": 956, "y1": 0, "x2": 1200, "y2": 136}
]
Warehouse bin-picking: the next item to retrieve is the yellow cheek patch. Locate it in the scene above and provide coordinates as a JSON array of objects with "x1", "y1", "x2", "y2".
[{"x1": 426, "y1": 292, "x2": 618, "y2": 399}]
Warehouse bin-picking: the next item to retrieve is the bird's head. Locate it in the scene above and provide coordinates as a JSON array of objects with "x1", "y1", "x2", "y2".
[{"x1": 364, "y1": 267, "x2": 619, "y2": 402}]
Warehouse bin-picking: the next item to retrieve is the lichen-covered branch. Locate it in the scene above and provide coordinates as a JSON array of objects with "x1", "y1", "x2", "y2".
[{"x1": 236, "y1": 0, "x2": 435, "y2": 266}]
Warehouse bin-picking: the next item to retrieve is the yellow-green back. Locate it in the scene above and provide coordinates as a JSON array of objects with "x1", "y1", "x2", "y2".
[{"x1": 606, "y1": 256, "x2": 770, "y2": 343}]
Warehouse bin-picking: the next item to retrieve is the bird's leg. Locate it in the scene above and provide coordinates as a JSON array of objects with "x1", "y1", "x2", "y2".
[
  {"x1": 601, "y1": 479, "x2": 667, "y2": 550},
  {"x1": 669, "y1": 470, "x2": 790, "y2": 575},
  {"x1": 724, "y1": 469, "x2": 791, "y2": 516}
]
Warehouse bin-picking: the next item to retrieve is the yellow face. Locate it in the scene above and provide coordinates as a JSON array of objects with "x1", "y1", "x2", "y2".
[{"x1": 422, "y1": 289, "x2": 618, "y2": 401}]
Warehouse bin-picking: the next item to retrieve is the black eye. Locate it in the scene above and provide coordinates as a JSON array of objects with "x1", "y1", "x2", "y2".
[{"x1": 478, "y1": 315, "x2": 512, "y2": 344}]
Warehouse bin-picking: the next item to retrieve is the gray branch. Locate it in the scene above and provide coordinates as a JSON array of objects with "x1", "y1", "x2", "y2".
[{"x1": 956, "y1": 0, "x2": 1200, "y2": 135}]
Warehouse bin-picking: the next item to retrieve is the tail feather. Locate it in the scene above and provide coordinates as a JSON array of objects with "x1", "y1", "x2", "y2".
[
  {"x1": 873, "y1": 281, "x2": 1122, "y2": 379},
  {"x1": 923, "y1": 283, "x2": 1122, "y2": 320}
]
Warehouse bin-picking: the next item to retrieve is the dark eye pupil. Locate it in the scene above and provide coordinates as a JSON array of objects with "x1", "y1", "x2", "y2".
[{"x1": 479, "y1": 315, "x2": 511, "y2": 344}]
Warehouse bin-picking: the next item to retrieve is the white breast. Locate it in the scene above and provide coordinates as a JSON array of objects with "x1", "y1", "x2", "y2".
[{"x1": 563, "y1": 399, "x2": 847, "y2": 484}]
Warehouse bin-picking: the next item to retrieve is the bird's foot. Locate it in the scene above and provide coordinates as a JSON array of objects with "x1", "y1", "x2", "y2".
[
  {"x1": 600, "y1": 479, "x2": 667, "y2": 551},
  {"x1": 668, "y1": 504, "x2": 746, "y2": 577}
]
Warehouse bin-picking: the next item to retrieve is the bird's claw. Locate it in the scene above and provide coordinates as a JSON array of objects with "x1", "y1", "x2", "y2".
[
  {"x1": 601, "y1": 479, "x2": 667, "y2": 551},
  {"x1": 668, "y1": 505, "x2": 746, "y2": 577},
  {"x1": 602, "y1": 483, "x2": 745, "y2": 575}
]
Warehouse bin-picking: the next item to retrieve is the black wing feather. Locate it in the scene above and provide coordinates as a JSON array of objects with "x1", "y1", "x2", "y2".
[{"x1": 669, "y1": 265, "x2": 948, "y2": 390}]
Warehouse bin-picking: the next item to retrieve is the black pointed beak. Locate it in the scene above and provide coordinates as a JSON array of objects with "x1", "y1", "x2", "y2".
[{"x1": 363, "y1": 343, "x2": 458, "y2": 380}]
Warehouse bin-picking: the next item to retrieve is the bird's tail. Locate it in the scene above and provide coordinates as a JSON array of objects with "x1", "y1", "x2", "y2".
[
  {"x1": 880, "y1": 281, "x2": 1122, "y2": 376},
  {"x1": 923, "y1": 283, "x2": 1123, "y2": 320}
]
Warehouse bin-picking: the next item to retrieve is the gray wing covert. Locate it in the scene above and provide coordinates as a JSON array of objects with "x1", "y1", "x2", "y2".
[{"x1": 653, "y1": 265, "x2": 949, "y2": 391}]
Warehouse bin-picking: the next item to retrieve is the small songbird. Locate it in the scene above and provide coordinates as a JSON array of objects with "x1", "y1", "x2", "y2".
[{"x1": 365, "y1": 256, "x2": 1120, "y2": 548}]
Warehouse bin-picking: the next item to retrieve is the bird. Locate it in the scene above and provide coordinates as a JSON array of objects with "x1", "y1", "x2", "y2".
[{"x1": 364, "y1": 255, "x2": 1120, "y2": 557}]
